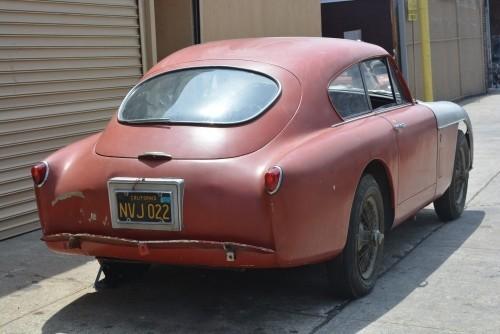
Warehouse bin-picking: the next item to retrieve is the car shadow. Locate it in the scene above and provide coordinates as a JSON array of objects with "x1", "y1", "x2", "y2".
[
  {"x1": 41, "y1": 209, "x2": 484, "y2": 334},
  {"x1": 327, "y1": 208, "x2": 486, "y2": 333}
]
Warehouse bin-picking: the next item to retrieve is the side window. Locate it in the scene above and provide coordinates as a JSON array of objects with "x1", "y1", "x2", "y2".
[
  {"x1": 360, "y1": 58, "x2": 397, "y2": 110},
  {"x1": 328, "y1": 64, "x2": 370, "y2": 119}
]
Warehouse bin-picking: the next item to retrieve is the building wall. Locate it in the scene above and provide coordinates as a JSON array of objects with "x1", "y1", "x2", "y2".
[
  {"x1": 155, "y1": 0, "x2": 194, "y2": 61},
  {"x1": 405, "y1": 0, "x2": 486, "y2": 100},
  {"x1": 0, "y1": 0, "x2": 143, "y2": 239},
  {"x1": 199, "y1": 0, "x2": 321, "y2": 42}
]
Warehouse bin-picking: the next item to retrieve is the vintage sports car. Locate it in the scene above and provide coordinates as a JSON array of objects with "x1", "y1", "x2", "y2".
[{"x1": 32, "y1": 38, "x2": 473, "y2": 297}]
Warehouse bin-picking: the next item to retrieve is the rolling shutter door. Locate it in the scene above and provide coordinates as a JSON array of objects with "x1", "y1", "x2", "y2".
[{"x1": 0, "y1": 0, "x2": 143, "y2": 239}]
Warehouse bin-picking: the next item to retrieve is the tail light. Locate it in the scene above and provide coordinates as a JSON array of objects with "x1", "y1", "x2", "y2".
[
  {"x1": 264, "y1": 166, "x2": 283, "y2": 195},
  {"x1": 31, "y1": 161, "x2": 49, "y2": 187}
]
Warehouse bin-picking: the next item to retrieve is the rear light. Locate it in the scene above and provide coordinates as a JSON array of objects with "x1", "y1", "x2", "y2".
[
  {"x1": 265, "y1": 166, "x2": 283, "y2": 195},
  {"x1": 31, "y1": 161, "x2": 49, "y2": 187}
]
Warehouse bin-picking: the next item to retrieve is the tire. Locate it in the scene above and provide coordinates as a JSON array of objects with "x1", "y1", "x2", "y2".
[
  {"x1": 327, "y1": 174, "x2": 385, "y2": 298},
  {"x1": 434, "y1": 131, "x2": 470, "y2": 222}
]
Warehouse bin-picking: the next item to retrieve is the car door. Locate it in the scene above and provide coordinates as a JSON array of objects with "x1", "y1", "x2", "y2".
[{"x1": 359, "y1": 58, "x2": 438, "y2": 220}]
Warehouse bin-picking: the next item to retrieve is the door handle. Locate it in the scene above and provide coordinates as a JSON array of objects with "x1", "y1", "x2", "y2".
[{"x1": 393, "y1": 122, "x2": 407, "y2": 131}]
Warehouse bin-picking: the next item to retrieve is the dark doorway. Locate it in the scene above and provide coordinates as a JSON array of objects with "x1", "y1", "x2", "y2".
[
  {"x1": 490, "y1": 0, "x2": 500, "y2": 87},
  {"x1": 321, "y1": 0, "x2": 394, "y2": 54}
]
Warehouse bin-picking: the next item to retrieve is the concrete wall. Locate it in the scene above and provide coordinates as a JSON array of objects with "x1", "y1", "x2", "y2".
[
  {"x1": 405, "y1": 0, "x2": 486, "y2": 100},
  {"x1": 155, "y1": 0, "x2": 194, "y2": 61},
  {"x1": 199, "y1": 0, "x2": 321, "y2": 42}
]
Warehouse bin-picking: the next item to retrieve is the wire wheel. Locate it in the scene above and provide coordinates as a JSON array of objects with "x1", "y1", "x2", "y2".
[
  {"x1": 357, "y1": 195, "x2": 381, "y2": 280},
  {"x1": 327, "y1": 174, "x2": 385, "y2": 298}
]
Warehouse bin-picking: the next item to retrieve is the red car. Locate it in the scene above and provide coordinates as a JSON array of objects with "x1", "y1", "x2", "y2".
[{"x1": 32, "y1": 38, "x2": 473, "y2": 298}]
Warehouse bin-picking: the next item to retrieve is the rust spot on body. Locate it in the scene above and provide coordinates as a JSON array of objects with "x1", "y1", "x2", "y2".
[
  {"x1": 51, "y1": 191, "x2": 85, "y2": 207},
  {"x1": 88, "y1": 212, "x2": 97, "y2": 223}
]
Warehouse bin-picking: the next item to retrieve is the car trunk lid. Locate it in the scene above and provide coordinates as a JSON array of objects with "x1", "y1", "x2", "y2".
[{"x1": 95, "y1": 115, "x2": 293, "y2": 160}]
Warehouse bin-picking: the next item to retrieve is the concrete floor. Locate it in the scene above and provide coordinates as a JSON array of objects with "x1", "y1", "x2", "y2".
[{"x1": 1, "y1": 94, "x2": 499, "y2": 334}]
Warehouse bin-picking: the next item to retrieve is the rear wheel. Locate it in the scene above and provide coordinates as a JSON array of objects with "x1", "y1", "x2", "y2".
[
  {"x1": 327, "y1": 174, "x2": 385, "y2": 298},
  {"x1": 434, "y1": 131, "x2": 470, "y2": 221}
]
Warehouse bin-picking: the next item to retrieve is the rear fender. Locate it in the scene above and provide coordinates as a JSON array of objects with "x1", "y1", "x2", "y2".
[{"x1": 269, "y1": 115, "x2": 397, "y2": 265}]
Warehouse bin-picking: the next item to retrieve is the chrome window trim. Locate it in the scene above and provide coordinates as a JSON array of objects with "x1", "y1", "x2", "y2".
[
  {"x1": 330, "y1": 111, "x2": 374, "y2": 128},
  {"x1": 331, "y1": 102, "x2": 414, "y2": 128},
  {"x1": 373, "y1": 102, "x2": 414, "y2": 115},
  {"x1": 358, "y1": 62, "x2": 374, "y2": 111},
  {"x1": 117, "y1": 66, "x2": 282, "y2": 126}
]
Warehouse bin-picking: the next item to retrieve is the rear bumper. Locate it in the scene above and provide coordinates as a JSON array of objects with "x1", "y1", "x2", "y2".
[{"x1": 42, "y1": 233, "x2": 278, "y2": 268}]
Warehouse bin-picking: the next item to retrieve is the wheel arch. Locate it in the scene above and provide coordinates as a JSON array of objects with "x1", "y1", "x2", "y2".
[{"x1": 362, "y1": 159, "x2": 395, "y2": 232}]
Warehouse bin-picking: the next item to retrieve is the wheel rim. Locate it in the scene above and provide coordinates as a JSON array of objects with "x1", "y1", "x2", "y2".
[
  {"x1": 454, "y1": 147, "x2": 468, "y2": 206},
  {"x1": 357, "y1": 195, "x2": 381, "y2": 280}
]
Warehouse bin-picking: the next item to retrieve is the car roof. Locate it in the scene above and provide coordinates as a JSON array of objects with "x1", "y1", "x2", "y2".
[{"x1": 149, "y1": 37, "x2": 388, "y2": 80}]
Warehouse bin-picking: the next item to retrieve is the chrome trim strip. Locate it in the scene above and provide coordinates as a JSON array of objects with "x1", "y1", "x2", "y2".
[
  {"x1": 373, "y1": 102, "x2": 414, "y2": 115},
  {"x1": 331, "y1": 112, "x2": 374, "y2": 127},
  {"x1": 330, "y1": 102, "x2": 414, "y2": 128}
]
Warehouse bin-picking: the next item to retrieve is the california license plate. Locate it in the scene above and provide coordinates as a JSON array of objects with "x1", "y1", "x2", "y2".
[
  {"x1": 116, "y1": 191, "x2": 172, "y2": 224},
  {"x1": 108, "y1": 177, "x2": 184, "y2": 231}
]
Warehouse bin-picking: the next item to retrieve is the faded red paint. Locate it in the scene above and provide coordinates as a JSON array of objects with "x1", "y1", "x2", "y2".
[{"x1": 34, "y1": 38, "x2": 449, "y2": 268}]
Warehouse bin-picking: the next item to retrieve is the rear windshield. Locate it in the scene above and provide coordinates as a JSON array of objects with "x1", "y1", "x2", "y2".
[{"x1": 119, "y1": 67, "x2": 281, "y2": 125}]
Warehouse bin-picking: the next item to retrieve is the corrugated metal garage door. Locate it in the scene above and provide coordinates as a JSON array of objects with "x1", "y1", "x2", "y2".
[{"x1": 0, "y1": 0, "x2": 143, "y2": 239}]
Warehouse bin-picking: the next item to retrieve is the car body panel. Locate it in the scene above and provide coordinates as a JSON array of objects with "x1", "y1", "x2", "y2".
[
  {"x1": 33, "y1": 37, "x2": 473, "y2": 269},
  {"x1": 379, "y1": 104, "x2": 438, "y2": 221}
]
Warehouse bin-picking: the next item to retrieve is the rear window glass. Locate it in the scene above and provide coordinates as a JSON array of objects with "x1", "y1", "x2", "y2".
[{"x1": 119, "y1": 68, "x2": 280, "y2": 125}]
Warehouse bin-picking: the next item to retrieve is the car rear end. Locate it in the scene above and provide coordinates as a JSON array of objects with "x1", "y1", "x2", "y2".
[{"x1": 33, "y1": 62, "x2": 301, "y2": 268}]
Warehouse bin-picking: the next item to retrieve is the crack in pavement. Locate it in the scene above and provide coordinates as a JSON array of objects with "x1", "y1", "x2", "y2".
[{"x1": 466, "y1": 169, "x2": 500, "y2": 207}]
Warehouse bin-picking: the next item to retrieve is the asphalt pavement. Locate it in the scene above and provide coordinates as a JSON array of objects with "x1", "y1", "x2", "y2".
[{"x1": 1, "y1": 93, "x2": 499, "y2": 334}]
